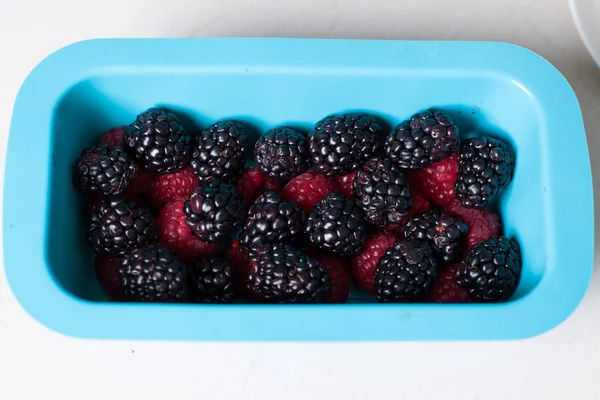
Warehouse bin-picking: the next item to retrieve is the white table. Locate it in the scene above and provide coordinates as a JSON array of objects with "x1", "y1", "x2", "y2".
[{"x1": 1, "y1": 0, "x2": 599, "y2": 398}]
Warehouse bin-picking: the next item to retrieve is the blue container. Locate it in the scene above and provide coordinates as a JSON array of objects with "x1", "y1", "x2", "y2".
[{"x1": 4, "y1": 38, "x2": 593, "y2": 341}]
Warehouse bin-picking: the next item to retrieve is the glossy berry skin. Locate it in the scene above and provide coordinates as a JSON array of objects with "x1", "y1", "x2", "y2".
[
  {"x1": 236, "y1": 167, "x2": 282, "y2": 205},
  {"x1": 351, "y1": 232, "x2": 397, "y2": 294},
  {"x1": 385, "y1": 109, "x2": 459, "y2": 169},
  {"x1": 305, "y1": 192, "x2": 370, "y2": 257},
  {"x1": 124, "y1": 108, "x2": 193, "y2": 174},
  {"x1": 454, "y1": 136, "x2": 515, "y2": 208},
  {"x1": 73, "y1": 143, "x2": 137, "y2": 195},
  {"x1": 118, "y1": 243, "x2": 189, "y2": 302},
  {"x1": 426, "y1": 263, "x2": 471, "y2": 303},
  {"x1": 353, "y1": 157, "x2": 414, "y2": 228},
  {"x1": 254, "y1": 127, "x2": 310, "y2": 180},
  {"x1": 147, "y1": 166, "x2": 199, "y2": 210},
  {"x1": 239, "y1": 190, "x2": 305, "y2": 250},
  {"x1": 191, "y1": 120, "x2": 248, "y2": 183},
  {"x1": 374, "y1": 239, "x2": 438, "y2": 302},
  {"x1": 456, "y1": 237, "x2": 521, "y2": 302},
  {"x1": 407, "y1": 151, "x2": 459, "y2": 206},
  {"x1": 87, "y1": 196, "x2": 157, "y2": 255},
  {"x1": 444, "y1": 199, "x2": 502, "y2": 249},
  {"x1": 403, "y1": 210, "x2": 469, "y2": 263},
  {"x1": 183, "y1": 180, "x2": 246, "y2": 243},
  {"x1": 309, "y1": 113, "x2": 383, "y2": 176},
  {"x1": 246, "y1": 244, "x2": 332, "y2": 303},
  {"x1": 189, "y1": 257, "x2": 236, "y2": 303},
  {"x1": 282, "y1": 171, "x2": 341, "y2": 213}
]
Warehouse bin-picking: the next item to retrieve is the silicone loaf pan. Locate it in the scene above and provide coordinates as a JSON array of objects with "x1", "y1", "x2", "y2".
[{"x1": 4, "y1": 38, "x2": 593, "y2": 341}]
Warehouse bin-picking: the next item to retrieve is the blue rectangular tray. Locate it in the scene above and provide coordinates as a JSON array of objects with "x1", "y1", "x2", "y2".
[{"x1": 4, "y1": 38, "x2": 593, "y2": 341}]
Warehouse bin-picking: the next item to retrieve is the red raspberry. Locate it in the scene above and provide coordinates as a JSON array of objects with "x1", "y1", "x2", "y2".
[
  {"x1": 282, "y1": 171, "x2": 341, "y2": 213},
  {"x1": 385, "y1": 189, "x2": 431, "y2": 234},
  {"x1": 444, "y1": 199, "x2": 501, "y2": 248},
  {"x1": 236, "y1": 167, "x2": 282, "y2": 204},
  {"x1": 335, "y1": 171, "x2": 357, "y2": 199},
  {"x1": 146, "y1": 166, "x2": 198, "y2": 210},
  {"x1": 156, "y1": 200, "x2": 219, "y2": 263},
  {"x1": 426, "y1": 263, "x2": 471, "y2": 303},
  {"x1": 98, "y1": 126, "x2": 125, "y2": 148},
  {"x1": 351, "y1": 232, "x2": 397, "y2": 294},
  {"x1": 310, "y1": 251, "x2": 351, "y2": 303},
  {"x1": 122, "y1": 165, "x2": 156, "y2": 197},
  {"x1": 94, "y1": 255, "x2": 125, "y2": 301},
  {"x1": 408, "y1": 151, "x2": 459, "y2": 206}
]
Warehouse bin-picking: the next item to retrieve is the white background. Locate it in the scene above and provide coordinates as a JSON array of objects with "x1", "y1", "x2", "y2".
[{"x1": 1, "y1": 0, "x2": 600, "y2": 399}]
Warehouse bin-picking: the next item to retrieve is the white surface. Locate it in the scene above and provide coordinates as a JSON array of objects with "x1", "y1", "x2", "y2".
[
  {"x1": 1, "y1": 0, "x2": 600, "y2": 399},
  {"x1": 570, "y1": 0, "x2": 600, "y2": 67}
]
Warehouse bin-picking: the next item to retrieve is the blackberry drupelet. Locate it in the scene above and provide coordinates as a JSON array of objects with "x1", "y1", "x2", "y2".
[
  {"x1": 353, "y1": 157, "x2": 414, "y2": 227},
  {"x1": 385, "y1": 109, "x2": 459, "y2": 169},
  {"x1": 374, "y1": 239, "x2": 438, "y2": 302},
  {"x1": 239, "y1": 190, "x2": 305, "y2": 250},
  {"x1": 403, "y1": 210, "x2": 469, "y2": 263},
  {"x1": 118, "y1": 243, "x2": 189, "y2": 302},
  {"x1": 87, "y1": 196, "x2": 157, "y2": 255},
  {"x1": 189, "y1": 257, "x2": 236, "y2": 303},
  {"x1": 191, "y1": 120, "x2": 248, "y2": 183},
  {"x1": 124, "y1": 108, "x2": 193, "y2": 174},
  {"x1": 309, "y1": 113, "x2": 383, "y2": 176},
  {"x1": 254, "y1": 127, "x2": 310, "y2": 180},
  {"x1": 304, "y1": 192, "x2": 369, "y2": 257},
  {"x1": 246, "y1": 244, "x2": 332, "y2": 303},
  {"x1": 454, "y1": 136, "x2": 515, "y2": 208},
  {"x1": 72, "y1": 143, "x2": 136, "y2": 195},
  {"x1": 455, "y1": 237, "x2": 521, "y2": 302},
  {"x1": 183, "y1": 180, "x2": 245, "y2": 243}
]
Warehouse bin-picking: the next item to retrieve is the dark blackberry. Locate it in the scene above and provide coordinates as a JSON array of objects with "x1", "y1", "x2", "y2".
[
  {"x1": 246, "y1": 244, "x2": 331, "y2": 303},
  {"x1": 353, "y1": 157, "x2": 414, "y2": 227},
  {"x1": 191, "y1": 120, "x2": 248, "y2": 183},
  {"x1": 385, "y1": 109, "x2": 459, "y2": 169},
  {"x1": 254, "y1": 127, "x2": 310, "y2": 180},
  {"x1": 87, "y1": 196, "x2": 158, "y2": 255},
  {"x1": 124, "y1": 108, "x2": 193, "y2": 174},
  {"x1": 189, "y1": 257, "x2": 236, "y2": 303},
  {"x1": 239, "y1": 190, "x2": 305, "y2": 250},
  {"x1": 72, "y1": 143, "x2": 136, "y2": 195},
  {"x1": 304, "y1": 192, "x2": 369, "y2": 257},
  {"x1": 403, "y1": 210, "x2": 469, "y2": 263},
  {"x1": 455, "y1": 237, "x2": 521, "y2": 302},
  {"x1": 118, "y1": 243, "x2": 189, "y2": 302},
  {"x1": 374, "y1": 239, "x2": 438, "y2": 302},
  {"x1": 183, "y1": 180, "x2": 245, "y2": 243},
  {"x1": 309, "y1": 113, "x2": 383, "y2": 176},
  {"x1": 454, "y1": 136, "x2": 515, "y2": 208}
]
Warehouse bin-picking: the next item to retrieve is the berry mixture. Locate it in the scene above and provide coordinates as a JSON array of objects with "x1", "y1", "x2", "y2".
[{"x1": 74, "y1": 106, "x2": 520, "y2": 305}]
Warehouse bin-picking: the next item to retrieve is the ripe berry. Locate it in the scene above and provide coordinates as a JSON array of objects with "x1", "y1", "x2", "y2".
[
  {"x1": 407, "y1": 151, "x2": 459, "y2": 206},
  {"x1": 236, "y1": 167, "x2": 282, "y2": 205},
  {"x1": 336, "y1": 171, "x2": 357, "y2": 199},
  {"x1": 94, "y1": 255, "x2": 125, "y2": 301},
  {"x1": 254, "y1": 127, "x2": 310, "y2": 180},
  {"x1": 310, "y1": 251, "x2": 351, "y2": 303},
  {"x1": 189, "y1": 257, "x2": 236, "y2": 303},
  {"x1": 282, "y1": 171, "x2": 341, "y2": 213},
  {"x1": 444, "y1": 199, "x2": 501, "y2": 249},
  {"x1": 147, "y1": 166, "x2": 199, "y2": 210},
  {"x1": 426, "y1": 263, "x2": 471, "y2": 303},
  {"x1": 351, "y1": 232, "x2": 397, "y2": 294}
]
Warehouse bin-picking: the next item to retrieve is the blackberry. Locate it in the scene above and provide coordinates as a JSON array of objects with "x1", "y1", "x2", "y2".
[
  {"x1": 239, "y1": 190, "x2": 305, "y2": 250},
  {"x1": 385, "y1": 109, "x2": 459, "y2": 169},
  {"x1": 254, "y1": 127, "x2": 310, "y2": 180},
  {"x1": 246, "y1": 244, "x2": 331, "y2": 303},
  {"x1": 124, "y1": 108, "x2": 193, "y2": 174},
  {"x1": 118, "y1": 243, "x2": 189, "y2": 302},
  {"x1": 454, "y1": 136, "x2": 515, "y2": 208},
  {"x1": 304, "y1": 192, "x2": 369, "y2": 257},
  {"x1": 374, "y1": 239, "x2": 438, "y2": 302},
  {"x1": 87, "y1": 196, "x2": 157, "y2": 255},
  {"x1": 72, "y1": 143, "x2": 136, "y2": 195},
  {"x1": 189, "y1": 257, "x2": 236, "y2": 303},
  {"x1": 403, "y1": 210, "x2": 469, "y2": 263},
  {"x1": 353, "y1": 157, "x2": 414, "y2": 227},
  {"x1": 309, "y1": 113, "x2": 383, "y2": 176},
  {"x1": 191, "y1": 120, "x2": 248, "y2": 183},
  {"x1": 455, "y1": 237, "x2": 521, "y2": 302},
  {"x1": 183, "y1": 180, "x2": 245, "y2": 243}
]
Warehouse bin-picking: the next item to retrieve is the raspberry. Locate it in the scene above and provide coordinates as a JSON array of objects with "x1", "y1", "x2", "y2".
[
  {"x1": 444, "y1": 199, "x2": 502, "y2": 248},
  {"x1": 122, "y1": 165, "x2": 156, "y2": 198},
  {"x1": 226, "y1": 239, "x2": 255, "y2": 300},
  {"x1": 310, "y1": 251, "x2": 351, "y2": 303},
  {"x1": 426, "y1": 263, "x2": 471, "y2": 303},
  {"x1": 98, "y1": 126, "x2": 125, "y2": 147},
  {"x1": 94, "y1": 255, "x2": 125, "y2": 301},
  {"x1": 350, "y1": 232, "x2": 397, "y2": 294},
  {"x1": 156, "y1": 200, "x2": 219, "y2": 264},
  {"x1": 147, "y1": 166, "x2": 198, "y2": 210},
  {"x1": 236, "y1": 167, "x2": 282, "y2": 204},
  {"x1": 335, "y1": 171, "x2": 356, "y2": 199},
  {"x1": 407, "y1": 151, "x2": 458, "y2": 206},
  {"x1": 282, "y1": 171, "x2": 341, "y2": 213}
]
